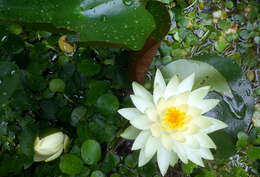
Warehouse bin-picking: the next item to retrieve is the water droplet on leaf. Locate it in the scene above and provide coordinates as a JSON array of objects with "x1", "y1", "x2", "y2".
[{"x1": 122, "y1": 0, "x2": 133, "y2": 6}]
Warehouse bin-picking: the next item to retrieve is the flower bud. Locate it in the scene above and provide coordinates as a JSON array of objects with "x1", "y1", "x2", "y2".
[
  {"x1": 252, "y1": 104, "x2": 260, "y2": 128},
  {"x1": 33, "y1": 130, "x2": 70, "y2": 162}
]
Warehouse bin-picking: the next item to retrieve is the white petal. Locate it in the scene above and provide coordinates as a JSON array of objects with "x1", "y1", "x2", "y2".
[
  {"x1": 34, "y1": 132, "x2": 64, "y2": 155},
  {"x1": 185, "y1": 147, "x2": 204, "y2": 167},
  {"x1": 185, "y1": 136, "x2": 200, "y2": 149},
  {"x1": 156, "y1": 98, "x2": 172, "y2": 117},
  {"x1": 45, "y1": 148, "x2": 63, "y2": 162},
  {"x1": 186, "y1": 123, "x2": 200, "y2": 134},
  {"x1": 164, "y1": 75, "x2": 179, "y2": 99},
  {"x1": 202, "y1": 117, "x2": 228, "y2": 134},
  {"x1": 145, "y1": 107, "x2": 159, "y2": 122},
  {"x1": 132, "y1": 82, "x2": 153, "y2": 101},
  {"x1": 192, "y1": 116, "x2": 213, "y2": 129},
  {"x1": 171, "y1": 133, "x2": 186, "y2": 143},
  {"x1": 138, "y1": 148, "x2": 153, "y2": 167},
  {"x1": 121, "y1": 126, "x2": 140, "y2": 140},
  {"x1": 187, "y1": 106, "x2": 202, "y2": 118},
  {"x1": 177, "y1": 73, "x2": 195, "y2": 94},
  {"x1": 118, "y1": 108, "x2": 143, "y2": 121},
  {"x1": 169, "y1": 151, "x2": 178, "y2": 167},
  {"x1": 132, "y1": 131, "x2": 150, "y2": 150},
  {"x1": 172, "y1": 141, "x2": 188, "y2": 163},
  {"x1": 161, "y1": 134, "x2": 173, "y2": 151},
  {"x1": 157, "y1": 145, "x2": 171, "y2": 176},
  {"x1": 150, "y1": 124, "x2": 161, "y2": 137},
  {"x1": 145, "y1": 136, "x2": 159, "y2": 158},
  {"x1": 153, "y1": 69, "x2": 166, "y2": 105},
  {"x1": 199, "y1": 148, "x2": 214, "y2": 160},
  {"x1": 172, "y1": 91, "x2": 190, "y2": 106},
  {"x1": 198, "y1": 99, "x2": 219, "y2": 114},
  {"x1": 130, "y1": 116, "x2": 152, "y2": 130},
  {"x1": 188, "y1": 86, "x2": 210, "y2": 105},
  {"x1": 130, "y1": 95, "x2": 154, "y2": 113},
  {"x1": 195, "y1": 133, "x2": 216, "y2": 149}
]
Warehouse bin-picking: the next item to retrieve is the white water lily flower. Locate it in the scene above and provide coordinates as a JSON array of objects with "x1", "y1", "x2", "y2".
[
  {"x1": 34, "y1": 131, "x2": 70, "y2": 162},
  {"x1": 118, "y1": 69, "x2": 228, "y2": 176}
]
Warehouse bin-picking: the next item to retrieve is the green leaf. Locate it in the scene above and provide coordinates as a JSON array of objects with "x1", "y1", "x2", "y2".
[
  {"x1": 90, "y1": 119, "x2": 118, "y2": 143},
  {"x1": 110, "y1": 173, "x2": 121, "y2": 177},
  {"x1": 49, "y1": 78, "x2": 65, "y2": 93},
  {"x1": 0, "y1": 0, "x2": 156, "y2": 50},
  {"x1": 181, "y1": 161, "x2": 197, "y2": 174},
  {"x1": 0, "y1": 154, "x2": 25, "y2": 176},
  {"x1": 85, "y1": 80, "x2": 110, "y2": 105},
  {"x1": 77, "y1": 59, "x2": 101, "y2": 77},
  {"x1": 81, "y1": 139, "x2": 101, "y2": 165},
  {"x1": 137, "y1": 160, "x2": 157, "y2": 177},
  {"x1": 195, "y1": 168, "x2": 217, "y2": 177},
  {"x1": 214, "y1": 38, "x2": 227, "y2": 52},
  {"x1": 71, "y1": 106, "x2": 87, "y2": 126},
  {"x1": 192, "y1": 55, "x2": 254, "y2": 136},
  {"x1": 237, "y1": 131, "x2": 248, "y2": 140},
  {"x1": 232, "y1": 167, "x2": 248, "y2": 177},
  {"x1": 209, "y1": 130, "x2": 236, "y2": 159},
  {"x1": 146, "y1": 1, "x2": 171, "y2": 41},
  {"x1": 217, "y1": 19, "x2": 232, "y2": 30},
  {"x1": 96, "y1": 93, "x2": 119, "y2": 115},
  {"x1": 1, "y1": 34, "x2": 25, "y2": 55},
  {"x1": 90, "y1": 170, "x2": 106, "y2": 177},
  {"x1": 162, "y1": 59, "x2": 232, "y2": 97},
  {"x1": 39, "y1": 100, "x2": 58, "y2": 120},
  {"x1": 225, "y1": 1, "x2": 234, "y2": 9},
  {"x1": 124, "y1": 152, "x2": 138, "y2": 168},
  {"x1": 239, "y1": 30, "x2": 250, "y2": 40},
  {"x1": 247, "y1": 147, "x2": 260, "y2": 160},
  {"x1": 59, "y1": 154, "x2": 84, "y2": 175},
  {"x1": 80, "y1": 167, "x2": 91, "y2": 177},
  {"x1": 236, "y1": 138, "x2": 248, "y2": 148},
  {"x1": 8, "y1": 23, "x2": 23, "y2": 35},
  {"x1": 0, "y1": 62, "x2": 20, "y2": 106},
  {"x1": 18, "y1": 126, "x2": 37, "y2": 157},
  {"x1": 100, "y1": 152, "x2": 120, "y2": 173}
]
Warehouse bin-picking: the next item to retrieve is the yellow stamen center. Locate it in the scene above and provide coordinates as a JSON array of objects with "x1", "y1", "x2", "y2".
[{"x1": 162, "y1": 107, "x2": 190, "y2": 130}]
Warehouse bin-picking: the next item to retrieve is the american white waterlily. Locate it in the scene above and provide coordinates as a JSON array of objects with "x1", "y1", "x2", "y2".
[
  {"x1": 34, "y1": 131, "x2": 69, "y2": 162},
  {"x1": 118, "y1": 69, "x2": 228, "y2": 176}
]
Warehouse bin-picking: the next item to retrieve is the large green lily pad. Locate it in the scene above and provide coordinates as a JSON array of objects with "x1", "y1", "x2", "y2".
[{"x1": 0, "y1": 0, "x2": 155, "y2": 50}]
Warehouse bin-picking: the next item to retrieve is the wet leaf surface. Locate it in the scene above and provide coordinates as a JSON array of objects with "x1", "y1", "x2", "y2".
[{"x1": 0, "y1": 0, "x2": 155, "y2": 50}]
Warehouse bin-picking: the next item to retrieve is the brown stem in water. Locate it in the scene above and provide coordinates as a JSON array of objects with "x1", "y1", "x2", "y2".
[{"x1": 128, "y1": 35, "x2": 161, "y2": 83}]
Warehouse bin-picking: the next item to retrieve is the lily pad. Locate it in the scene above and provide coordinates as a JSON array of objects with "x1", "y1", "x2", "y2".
[
  {"x1": 0, "y1": 0, "x2": 156, "y2": 50},
  {"x1": 162, "y1": 55, "x2": 254, "y2": 137},
  {"x1": 162, "y1": 59, "x2": 233, "y2": 97}
]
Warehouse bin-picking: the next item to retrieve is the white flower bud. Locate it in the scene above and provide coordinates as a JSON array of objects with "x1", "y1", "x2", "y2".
[
  {"x1": 252, "y1": 104, "x2": 260, "y2": 128},
  {"x1": 33, "y1": 130, "x2": 70, "y2": 162}
]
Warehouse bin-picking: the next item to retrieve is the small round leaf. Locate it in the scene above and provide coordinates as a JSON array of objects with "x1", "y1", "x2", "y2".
[
  {"x1": 71, "y1": 106, "x2": 87, "y2": 126},
  {"x1": 90, "y1": 170, "x2": 106, "y2": 177},
  {"x1": 59, "y1": 154, "x2": 84, "y2": 175},
  {"x1": 49, "y1": 79, "x2": 65, "y2": 93},
  {"x1": 77, "y1": 59, "x2": 101, "y2": 77},
  {"x1": 81, "y1": 140, "x2": 101, "y2": 165},
  {"x1": 96, "y1": 93, "x2": 119, "y2": 115}
]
